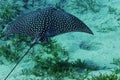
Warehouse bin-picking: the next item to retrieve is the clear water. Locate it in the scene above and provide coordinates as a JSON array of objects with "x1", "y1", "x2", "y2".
[{"x1": 0, "y1": 0, "x2": 120, "y2": 80}]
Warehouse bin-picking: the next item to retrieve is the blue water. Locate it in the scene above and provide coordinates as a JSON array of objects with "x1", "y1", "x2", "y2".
[{"x1": 0, "y1": 0, "x2": 120, "y2": 80}]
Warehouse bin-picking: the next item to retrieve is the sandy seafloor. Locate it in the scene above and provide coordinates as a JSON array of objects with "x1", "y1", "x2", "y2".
[{"x1": 0, "y1": 0, "x2": 120, "y2": 80}]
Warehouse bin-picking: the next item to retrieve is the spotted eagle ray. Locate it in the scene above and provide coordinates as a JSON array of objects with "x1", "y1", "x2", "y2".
[{"x1": 3, "y1": 7, "x2": 93, "y2": 80}]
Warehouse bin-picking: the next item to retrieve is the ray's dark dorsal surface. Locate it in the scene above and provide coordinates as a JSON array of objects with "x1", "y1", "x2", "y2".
[
  {"x1": 4, "y1": 7, "x2": 93, "y2": 43},
  {"x1": 3, "y1": 7, "x2": 93, "y2": 80}
]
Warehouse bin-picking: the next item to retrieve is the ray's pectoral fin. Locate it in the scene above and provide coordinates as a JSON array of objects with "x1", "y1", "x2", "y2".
[{"x1": 81, "y1": 23, "x2": 94, "y2": 35}]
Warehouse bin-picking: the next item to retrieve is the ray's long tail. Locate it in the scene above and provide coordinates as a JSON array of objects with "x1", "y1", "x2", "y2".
[{"x1": 4, "y1": 43, "x2": 36, "y2": 80}]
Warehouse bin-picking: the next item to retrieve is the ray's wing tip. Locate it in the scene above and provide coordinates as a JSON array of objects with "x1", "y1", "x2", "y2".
[
  {"x1": 89, "y1": 30, "x2": 94, "y2": 35},
  {"x1": 85, "y1": 28, "x2": 94, "y2": 35}
]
